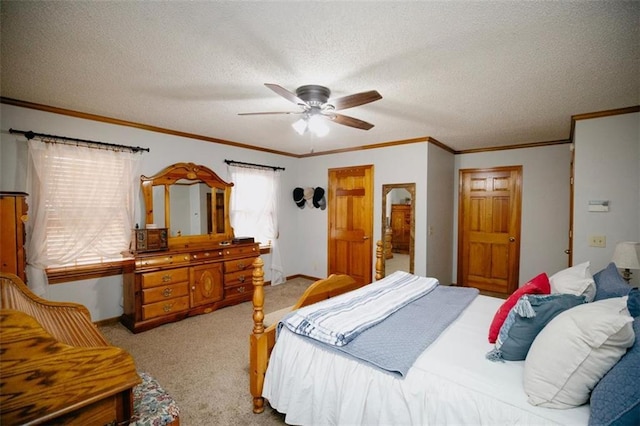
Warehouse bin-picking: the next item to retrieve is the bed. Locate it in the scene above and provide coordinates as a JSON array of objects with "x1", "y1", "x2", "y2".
[{"x1": 249, "y1": 242, "x2": 639, "y2": 425}]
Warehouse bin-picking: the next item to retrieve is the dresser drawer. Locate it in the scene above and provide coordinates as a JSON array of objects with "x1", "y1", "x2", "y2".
[
  {"x1": 224, "y1": 281, "x2": 252, "y2": 300},
  {"x1": 136, "y1": 253, "x2": 191, "y2": 269},
  {"x1": 222, "y1": 244, "x2": 259, "y2": 258},
  {"x1": 141, "y1": 268, "x2": 189, "y2": 289},
  {"x1": 224, "y1": 269, "x2": 252, "y2": 288},
  {"x1": 142, "y1": 282, "x2": 189, "y2": 304},
  {"x1": 142, "y1": 296, "x2": 189, "y2": 320},
  {"x1": 190, "y1": 249, "x2": 224, "y2": 262},
  {"x1": 224, "y1": 258, "x2": 254, "y2": 274}
]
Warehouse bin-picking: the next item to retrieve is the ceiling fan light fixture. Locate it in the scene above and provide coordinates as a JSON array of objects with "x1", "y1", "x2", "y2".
[
  {"x1": 308, "y1": 114, "x2": 329, "y2": 137},
  {"x1": 292, "y1": 118, "x2": 308, "y2": 135},
  {"x1": 291, "y1": 114, "x2": 330, "y2": 137},
  {"x1": 242, "y1": 83, "x2": 380, "y2": 133}
]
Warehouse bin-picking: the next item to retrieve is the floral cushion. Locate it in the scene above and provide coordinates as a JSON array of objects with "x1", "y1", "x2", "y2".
[{"x1": 130, "y1": 372, "x2": 180, "y2": 426}]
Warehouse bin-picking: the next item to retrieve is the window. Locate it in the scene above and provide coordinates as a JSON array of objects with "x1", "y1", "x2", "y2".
[
  {"x1": 26, "y1": 139, "x2": 141, "y2": 292},
  {"x1": 228, "y1": 165, "x2": 285, "y2": 284}
]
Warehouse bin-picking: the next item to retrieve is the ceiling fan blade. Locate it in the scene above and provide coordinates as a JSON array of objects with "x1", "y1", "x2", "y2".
[
  {"x1": 238, "y1": 111, "x2": 302, "y2": 116},
  {"x1": 330, "y1": 90, "x2": 382, "y2": 111},
  {"x1": 331, "y1": 113, "x2": 375, "y2": 130},
  {"x1": 264, "y1": 83, "x2": 306, "y2": 106}
]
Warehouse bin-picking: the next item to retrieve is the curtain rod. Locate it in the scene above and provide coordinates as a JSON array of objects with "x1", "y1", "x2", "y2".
[
  {"x1": 224, "y1": 159, "x2": 285, "y2": 171},
  {"x1": 9, "y1": 128, "x2": 150, "y2": 153}
]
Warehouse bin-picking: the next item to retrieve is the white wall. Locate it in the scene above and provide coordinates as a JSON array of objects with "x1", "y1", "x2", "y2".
[
  {"x1": 427, "y1": 143, "x2": 455, "y2": 284},
  {"x1": 573, "y1": 112, "x2": 640, "y2": 286},
  {"x1": 4, "y1": 102, "x2": 634, "y2": 319},
  {"x1": 454, "y1": 144, "x2": 572, "y2": 285},
  {"x1": 1, "y1": 104, "x2": 440, "y2": 320},
  {"x1": 1, "y1": 103, "x2": 301, "y2": 320},
  {"x1": 291, "y1": 143, "x2": 431, "y2": 279}
]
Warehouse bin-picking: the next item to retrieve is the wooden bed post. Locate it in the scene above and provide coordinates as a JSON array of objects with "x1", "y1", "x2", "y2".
[
  {"x1": 250, "y1": 257, "x2": 268, "y2": 413},
  {"x1": 251, "y1": 257, "x2": 265, "y2": 335},
  {"x1": 375, "y1": 240, "x2": 384, "y2": 280},
  {"x1": 249, "y1": 243, "x2": 385, "y2": 414}
]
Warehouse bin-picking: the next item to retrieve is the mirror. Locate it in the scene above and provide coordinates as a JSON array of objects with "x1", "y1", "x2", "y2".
[
  {"x1": 381, "y1": 183, "x2": 416, "y2": 275},
  {"x1": 142, "y1": 162, "x2": 234, "y2": 248}
]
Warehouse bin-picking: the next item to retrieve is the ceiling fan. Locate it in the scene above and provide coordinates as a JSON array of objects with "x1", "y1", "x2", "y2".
[{"x1": 238, "y1": 84, "x2": 382, "y2": 133}]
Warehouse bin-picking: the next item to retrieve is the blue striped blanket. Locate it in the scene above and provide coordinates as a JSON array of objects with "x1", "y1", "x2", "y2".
[
  {"x1": 281, "y1": 271, "x2": 439, "y2": 347},
  {"x1": 279, "y1": 273, "x2": 479, "y2": 376}
]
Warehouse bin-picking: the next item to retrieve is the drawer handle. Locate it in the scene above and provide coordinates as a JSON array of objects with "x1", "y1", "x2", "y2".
[
  {"x1": 162, "y1": 274, "x2": 172, "y2": 283},
  {"x1": 237, "y1": 286, "x2": 245, "y2": 293},
  {"x1": 163, "y1": 288, "x2": 173, "y2": 297},
  {"x1": 163, "y1": 303, "x2": 173, "y2": 312},
  {"x1": 237, "y1": 262, "x2": 245, "y2": 269},
  {"x1": 204, "y1": 252, "x2": 210, "y2": 257},
  {"x1": 238, "y1": 275, "x2": 245, "y2": 283}
]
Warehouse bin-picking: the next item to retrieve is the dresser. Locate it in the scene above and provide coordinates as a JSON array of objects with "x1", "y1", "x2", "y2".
[
  {"x1": 122, "y1": 242, "x2": 259, "y2": 333},
  {"x1": 0, "y1": 192, "x2": 28, "y2": 282},
  {"x1": 390, "y1": 204, "x2": 411, "y2": 254}
]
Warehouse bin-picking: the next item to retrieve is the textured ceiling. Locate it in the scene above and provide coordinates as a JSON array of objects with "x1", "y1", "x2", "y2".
[{"x1": 1, "y1": 1, "x2": 638, "y2": 156}]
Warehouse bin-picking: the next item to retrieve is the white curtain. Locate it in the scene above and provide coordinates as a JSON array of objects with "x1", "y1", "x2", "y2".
[
  {"x1": 26, "y1": 139, "x2": 142, "y2": 295},
  {"x1": 228, "y1": 165, "x2": 285, "y2": 285}
]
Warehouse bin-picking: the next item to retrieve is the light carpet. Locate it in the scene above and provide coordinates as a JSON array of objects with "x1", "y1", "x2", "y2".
[{"x1": 100, "y1": 277, "x2": 314, "y2": 426}]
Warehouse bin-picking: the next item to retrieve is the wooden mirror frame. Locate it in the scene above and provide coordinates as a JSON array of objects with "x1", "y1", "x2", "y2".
[
  {"x1": 141, "y1": 162, "x2": 234, "y2": 248},
  {"x1": 381, "y1": 183, "x2": 416, "y2": 275}
]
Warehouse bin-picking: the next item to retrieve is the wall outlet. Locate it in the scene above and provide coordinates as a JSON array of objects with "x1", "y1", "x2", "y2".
[{"x1": 589, "y1": 235, "x2": 606, "y2": 248}]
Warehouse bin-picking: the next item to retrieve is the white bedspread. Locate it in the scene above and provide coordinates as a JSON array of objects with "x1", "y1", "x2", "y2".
[{"x1": 263, "y1": 294, "x2": 591, "y2": 425}]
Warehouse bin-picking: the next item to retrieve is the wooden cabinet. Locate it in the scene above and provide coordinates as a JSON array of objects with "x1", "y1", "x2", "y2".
[
  {"x1": 0, "y1": 192, "x2": 28, "y2": 282},
  {"x1": 122, "y1": 242, "x2": 259, "y2": 333},
  {"x1": 391, "y1": 204, "x2": 411, "y2": 254},
  {"x1": 191, "y1": 263, "x2": 224, "y2": 307}
]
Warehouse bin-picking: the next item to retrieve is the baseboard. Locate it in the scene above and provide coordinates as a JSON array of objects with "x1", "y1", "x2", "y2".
[
  {"x1": 94, "y1": 316, "x2": 121, "y2": 327},
  {"x1": 286, "y1": 273, "x2": 321, "y2": 282}
]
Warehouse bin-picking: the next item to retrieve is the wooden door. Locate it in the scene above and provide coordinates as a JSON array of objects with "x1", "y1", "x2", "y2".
[
  {"x1": 328, "y1": 165, "x2": 374, "y2": 286},
  {"x1": 458, "y1": 166, "x2": 522, "y2": 295}
]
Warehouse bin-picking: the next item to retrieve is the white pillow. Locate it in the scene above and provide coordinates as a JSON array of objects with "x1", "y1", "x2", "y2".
[
  {"x1": 523, "y1": 296, "x2": 634, "y2": 409},
  {"x1": 549, "y1": 261, "x2": 596, "y2": 302}
]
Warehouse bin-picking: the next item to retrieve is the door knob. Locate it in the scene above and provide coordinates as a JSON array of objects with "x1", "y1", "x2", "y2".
[
  {"x1": 363, "y1": 236, "x2": 370, "y2": 240},
  {"x1": 564, "y1": 249, "x2": 571, "y2": 254},
  {"x1": 509, "y1": 237, "x2": 516, "y2": 242}
]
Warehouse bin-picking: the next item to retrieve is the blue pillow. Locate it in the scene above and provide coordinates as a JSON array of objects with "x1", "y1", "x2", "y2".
[
  {"x1": 594, "y1": 262, "x2": 630, "y2": 301},
  {"x1": 589, "y1": 317, "x2": 640, "y2": 426},
  {"x1": 486, "y1": 293, "x2": 586, "y2": 362},
  {"x1": 628, "y1": 288, "x2": 640, "y2": 317}
]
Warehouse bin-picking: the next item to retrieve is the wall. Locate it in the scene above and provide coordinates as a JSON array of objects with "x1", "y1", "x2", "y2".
[
  {"x1": 453, "y1": 144, "x2": 572, "y2": 285},
  {"x1": 573, "y1": 111, "x2": 640, "y2": 286},
  {"x1": 1, "y1": 103, "x2": 300, "y2": 320},
  {"x1": 427, "y1": 143, "x2": 455, "y2": 284},
  {"x1": 1, "y1": 104, "x2": 442, "y2": 320},
  {"x1": 290, "y1": 143, "x2": 433, "y2": 279}
]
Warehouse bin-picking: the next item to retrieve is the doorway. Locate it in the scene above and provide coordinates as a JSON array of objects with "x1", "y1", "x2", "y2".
[
  {"x1": 457, "y1": 166, "x2": 522, "y2": 295},
  {"x1": 327, "y1": 165, "x2": 374, "y2": 286}
]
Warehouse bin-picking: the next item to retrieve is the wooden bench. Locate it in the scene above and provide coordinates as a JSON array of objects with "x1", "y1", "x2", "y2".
[{"x1": 0, "y1": 272, "x2": 180, "y2": 425}]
